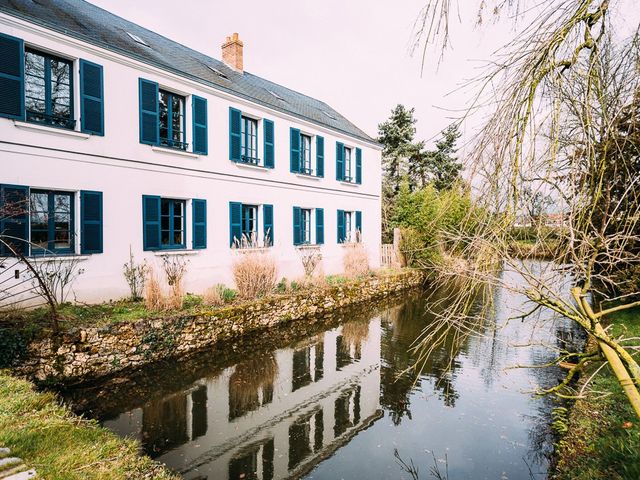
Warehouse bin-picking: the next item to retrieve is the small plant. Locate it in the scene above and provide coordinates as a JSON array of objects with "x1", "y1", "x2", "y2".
[
  {"x1": 160, "y1": 255, "x2": 189, "y2": 310},
  {"x1": 276, "y1": 277, "x2": 289, "y2": 294},
  {"x1": 144, "y1": 267, "x2": 165, "y2": 312},
  {"x1": 343, "y1": 242, "x2": 370, "y2": 278},
  {"x1": 203, "y1": 284, "x2": 237, "y2": 306},
  {"x1": 232, "y1": 250, "x2": 277, "y2": 299},
  {"x1": 123, "y1": 246, "x2": 147, "y2": 300},
  {"x1": 298, "y1": 246, "x2": 323, "y2": 278},
  {"x1": 231, "y1": 232, "x2": 272, "y2": 250}
]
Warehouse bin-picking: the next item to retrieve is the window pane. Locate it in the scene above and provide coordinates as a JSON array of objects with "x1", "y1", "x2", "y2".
[
  {"x1": 161, "y1": 230, "x2": 170, "y2": 246},
  {"x1": 25, "y1": 51, "x2": 45, "y2": 78},
  {"x1": 31, "y1": 230, "x2": 48, "y2": 249},
  {"x1": 53, "y1": 194, "x2": 70, "y2": 213},
  {"x1": 159, "y1": 91, "x2": 169, "y2": 140},
  {"x1": 161, "y1": 215, "x2": 170, "y2": 230},
  {"x1": 54, "y1": 229, "x2": 71, "y2": 249},
  {"x1": 30, "y1": 192, "x2": 49, "y2": 212}
]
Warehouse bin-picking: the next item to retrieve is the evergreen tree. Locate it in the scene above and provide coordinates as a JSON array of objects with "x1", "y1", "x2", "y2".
[
  {"x1": 377, "y1": 105, "x2": 419, "y2": 196},
  {"x1": 420, "y1": 123, "x2": 462, "y2": 191}
]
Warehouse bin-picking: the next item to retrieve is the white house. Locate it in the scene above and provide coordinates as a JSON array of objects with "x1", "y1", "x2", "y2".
[{"x1": 0, "y1": 0, "x2": 382, "y2": 303}]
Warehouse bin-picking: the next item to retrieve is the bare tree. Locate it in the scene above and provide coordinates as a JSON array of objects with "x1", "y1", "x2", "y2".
[{"x1": 412, "y1": 0, "x2": 640, "y2": 417}]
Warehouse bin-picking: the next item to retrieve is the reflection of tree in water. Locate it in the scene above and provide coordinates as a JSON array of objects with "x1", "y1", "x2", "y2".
[
  {"x1": 525, "y1": 318, "x2": 588, "y2": 468},
  {"x1": 229, "y1": 353, "x2": 278, "y2": 420},
  {"x1": 380, "y1": 286, "x2": 474, "y2": 424}
]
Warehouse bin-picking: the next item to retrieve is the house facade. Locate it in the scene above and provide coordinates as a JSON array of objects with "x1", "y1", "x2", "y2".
[{"x1": 0, "y1": 0, "x2": 381, "y2": 303}]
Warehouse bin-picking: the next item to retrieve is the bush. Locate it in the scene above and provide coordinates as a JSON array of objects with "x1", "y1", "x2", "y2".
[
  {"x1": 203, "y1": 284, "x2": 237, "y2": 306},
  {"x1": 391, "y1": 182, "x2": 485, "y2": 267},
  {"x1": 232, "y1": 250, "x2": 278, "y2": 299},
  {"x1": 343, "y1": 243, "x2": 370, "y2": 278},
  {"x1": 144, "y1": 267, "x2": 166, "y2": 312}
]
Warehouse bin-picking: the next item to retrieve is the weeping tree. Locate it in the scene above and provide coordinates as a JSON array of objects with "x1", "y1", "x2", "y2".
[{"x1": 411, "y1": 0, "x2": 640, "y2": 417}]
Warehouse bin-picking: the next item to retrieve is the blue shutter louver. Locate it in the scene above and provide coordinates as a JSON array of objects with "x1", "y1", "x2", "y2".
[
  {"x1": 229, "y1": 107, "x2": 242, "y2": 161},
  {"x1": 316, "y1": 136, "x2": 324, "y2": 178},
  {"x1": 192, "y1": 96, "x2": 208, "y2": 155},
  {"x1": 142, "y1": 195, "x2": 161, "y2": 251},
  {"x1": 264, "y1": 119, "x2": 275, "y2": 168},
  {"x1": 0, "y1": 33, "x2": 24, "y2": 120},
  {"x1": 263, "y1": 204, "x2": 274, "y2": 246},
  {"x1": 0, "y1": 184, "x2": 29, "y2": 256},
  {"x1": 139, "y1": 78, "x2": 159, "y2": 145},
  {"x1": 337, "y1": 209, "x2": 345, "y2": 243},
  {"x1": 80, "y1": 190, "x2": 103, "y2": 254},
  {"x1": 336, "y1": 142, "x2": 344, "y2": 181},
  {"x1": 192, "y1": 199, "x2": 207, "y2": 249},
  {"x1": 356, "y1": 147, "x2": 362, "y2": 184},
  {"x1": 316, "y1": 208, "x2": 324, "y2": 245},
  {"x1": 80, "y1": 59, "x2": 104, "y2": 135},
  {"x1": 292, "y1": 206, "x2": 301, "y2": 245},
  {"x1": 356, "y1": 210, "x2": 362, "y2": 237},
  {"x1": 290, "y1": 127, "x2": 301, "y2": 173},
  {"x1": 229, "y1": 201, "x2": 242, "y2": 247}
]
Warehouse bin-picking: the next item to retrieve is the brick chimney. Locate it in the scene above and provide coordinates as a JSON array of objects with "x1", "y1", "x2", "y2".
[{"x1": 222, "y1": 33, "x2": 243, "y2": 72}]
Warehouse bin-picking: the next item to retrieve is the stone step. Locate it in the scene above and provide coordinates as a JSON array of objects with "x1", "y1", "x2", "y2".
[
  {"x1": 0, "y1": 449, "x2": 36, "y2": 480},
  {"x1": 2, "y1": 470, "x2": 36, "y2": 480}
]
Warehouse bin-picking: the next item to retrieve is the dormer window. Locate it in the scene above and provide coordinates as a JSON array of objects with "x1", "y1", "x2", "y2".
[{"x1": 25, "y1": 49, "x2": 74, "y2": 130}]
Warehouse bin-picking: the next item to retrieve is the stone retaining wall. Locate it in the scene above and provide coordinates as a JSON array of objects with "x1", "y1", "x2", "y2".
[{"x1": 16, "y1": 270, "x2": 424, "y2": 383}]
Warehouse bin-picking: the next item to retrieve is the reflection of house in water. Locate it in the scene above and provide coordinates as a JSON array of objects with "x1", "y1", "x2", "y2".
[{"x1": 104, "y1": 318, "x2": 382, "y2": 479}]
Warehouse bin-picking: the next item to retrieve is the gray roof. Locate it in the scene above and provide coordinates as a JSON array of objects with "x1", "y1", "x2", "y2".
[{"x1": 0, "y1": 0, "x2": 377, "y2": 145}]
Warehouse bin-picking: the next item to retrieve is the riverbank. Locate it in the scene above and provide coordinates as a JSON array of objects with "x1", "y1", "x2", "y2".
[
  {"x1": 0, "y1": 371, "x2": 177, "y2": 480},
  {"x1": 3, "y1": 269, "x2": 424, "y2": 384},
  {"x1": 552, "y1": 308, "x2": 640, "y2": 479}
]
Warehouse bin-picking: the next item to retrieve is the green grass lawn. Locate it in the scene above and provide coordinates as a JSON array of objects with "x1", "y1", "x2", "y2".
[
  {"x1": 553, "y1": 308, "x2": 640, "y2": 479},
  {"x1": 0, "y1": 372, "x2": 178, "y2": 480}
]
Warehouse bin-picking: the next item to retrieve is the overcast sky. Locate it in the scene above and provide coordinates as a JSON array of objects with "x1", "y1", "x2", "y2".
[{"x1": 88, "y1": 0, "x2": 639, "y2": 149}]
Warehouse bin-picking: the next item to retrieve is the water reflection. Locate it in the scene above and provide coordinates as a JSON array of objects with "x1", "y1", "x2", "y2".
[{"x1": 66, "y1": 266, "x2": 585, "y2": 480}]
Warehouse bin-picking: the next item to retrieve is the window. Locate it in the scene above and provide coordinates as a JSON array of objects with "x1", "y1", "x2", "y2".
[
  {"x1": 29, "y1": 190, "x2": 74, "y2": 254},
  {"x1": 344, "y1": 211, "x2": 353, "y2": 242},
  {"x1": 300, "y1": 134, "x2": 312, "y2": 174},
  {"x1": 300, "y1": 208, "x2": 311, "y2": 244},
  {"x1": 159, "y1": 90, "x2": 186, "y2": 150},
  {"x1": 25, "y1": 49, "x2": 74, "y2": 129},
  {"x1": 344, "y1": 147, "x2": 353, "y2": 182},
  {"x1": 241, "y1": 204, "x2": 258, "y2": 242},
  {"x1": 241, "y1": 116, "x2": 258, "y2": 163},
  {"x1": 160, "y1": 198, "x2": 185, "y2": 249}
]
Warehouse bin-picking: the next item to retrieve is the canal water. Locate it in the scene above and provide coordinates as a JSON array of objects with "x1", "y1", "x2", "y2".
[{"x1": 62, "y1": 268, "x2": 583, "y2": 480}]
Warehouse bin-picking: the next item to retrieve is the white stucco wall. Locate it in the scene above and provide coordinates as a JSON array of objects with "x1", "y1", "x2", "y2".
[{"x1": 0, "y1": 13, "x2": 382, "y2": 303}]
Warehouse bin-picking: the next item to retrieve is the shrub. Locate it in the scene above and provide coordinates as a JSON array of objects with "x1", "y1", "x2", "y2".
[
  {"x1": 144, "y1": 267, "x2": 166, "y2": 312},
  {"x1": 123, "y1": 246, "x2": 147, "y2": 300},
  {"x1": 160, "y1": 255, "x2": 188, "y2": 310},
  {"x1": 203, "y1": 284, "x2": 237, "y2": 306},
  {"x1": 298, "y1": 247, "x2": 322, "y2": 278},
  {"x1": 232, "y1": 250, "x2": 278, "y2": 299},
  {"x1": 343, "y1": 243, "x2": 370, "y2": 278}
]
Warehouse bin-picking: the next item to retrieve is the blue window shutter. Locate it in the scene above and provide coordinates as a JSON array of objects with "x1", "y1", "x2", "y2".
[
  {"x1": 192, "y1": 96, "x2": 208, "y2": 155},
  {"x1": 229, "y1": 107, "x2": 242, "y2": 161},
  {"x1": 142, "y1": 195, "x2": 161, "y2": 251},
  {"x1": 139, "y1": 78, "x2": 159, "y2": 145},
  {"x1": 290, "y1": 127, "x2": 301, "y2": 173},
  {"x1": 229, "y1": 201, "x2": 242, "y2": 247},
  {"x1": 337, "y1": 209, "x2": 345, "y2": 243},
  {"x1": 0, "y1": 184, "x2": 29, "y2": 256},
  {"x1": 316, "y1": 208, "x2": 324, "y2": 245},
  {"x1": 316, "y1": 136, "x2": 324, "y2": 178},
  {"x1": 80, "y1": 190, "x2": 103, "y2": 254},
  {"x1": 79, "y1": 59, "x2": 104, "y2": 135},
  {"x1": 356, "y1": 210, "x2": 362, "y2": 235},
  {"x1": 292, "y1": 206, "x2": 301, "y2": 245},
  {"x1": 192, "y1": 199, "x2": 207, "y2": 249},
  {"x1": 0, "y1": 33, "x2": 24, "y2": 120},
  {"x1": 355, "y1": 147, "x2": 362, "y2": 184},
  {"x1": 264, "y1": 119, "x2": 275, "y2": 168},
  {"x1": 336, "y1": 142, "x2": 344, "y2": 181},
  {"x1": 263, "y1": 204, "x2": 274, "y2": 246}
]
